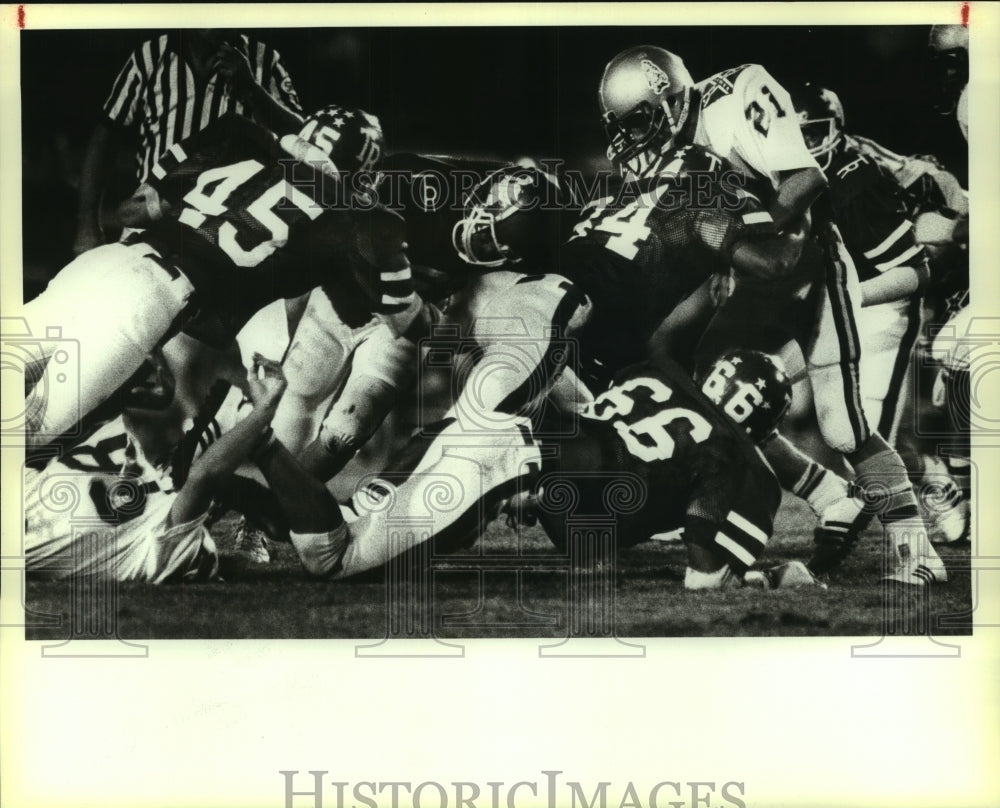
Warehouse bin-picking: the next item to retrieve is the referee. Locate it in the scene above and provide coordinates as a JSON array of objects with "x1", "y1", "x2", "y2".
[{"x1": 73, "y1": 28, "x2": 304, "y2": 255}]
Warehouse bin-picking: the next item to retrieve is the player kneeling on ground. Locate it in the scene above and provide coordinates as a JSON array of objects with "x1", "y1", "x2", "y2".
[{"x1": 284, "y1": 349, "x2": 822, "y2": 591}]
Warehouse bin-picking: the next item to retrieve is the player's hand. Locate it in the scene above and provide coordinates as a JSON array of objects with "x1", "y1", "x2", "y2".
[
  {"x1": 247, "y1": 354, "x2": 287, "y2": 409},
  {"x1": 211, "y1": 42, "x2": 256, "y2": 101},
  {"x1": 708, "y1": 271, "x2": 735, "y2": 308}
]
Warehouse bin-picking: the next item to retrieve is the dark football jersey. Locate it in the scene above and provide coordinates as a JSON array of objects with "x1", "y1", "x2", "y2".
[
  {"x1": 559, "y1": 144, "x2": 775, "y2": 372},
  {"x1": 538, "y1": 355, "x2": 781, "y2": 555},
  {"x1": 826, "y1": 143, "x2": 927, "y2": 284},
  {"x1": 141, "y1": 113, "x2": 415, "y2": 331}
]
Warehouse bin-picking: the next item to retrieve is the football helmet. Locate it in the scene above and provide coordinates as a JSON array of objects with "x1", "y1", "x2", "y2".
[
  {"x1": 297, "y1": 104, "x2": 384, "y2": 175},
  {"x1": 928, "y1": 25, "x2": 969, "y2": 115},
  {"x1": 599, "y1": 46, "x2": 694, "y2": 178},
  {"x1": 699, "y1": 349, "x2": 792, "y2": 443},
  {"x1": 452, "y1": 165, "x2": 572, "y2": 268},
  {"x1": 789, "y1": 83, "x2": 845, "y2": 172}
]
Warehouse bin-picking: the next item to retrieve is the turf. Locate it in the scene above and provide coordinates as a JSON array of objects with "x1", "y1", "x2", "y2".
[{"x1": 23, "y1": 493, "x2": 973, "y2": 641}]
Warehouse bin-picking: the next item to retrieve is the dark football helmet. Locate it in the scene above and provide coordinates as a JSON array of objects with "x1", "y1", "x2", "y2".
[
  {"x1": 452, "y1": 165, "x2": 573, "y2": 268},
  {"x1": 297, "y1": 104, "x2": 384, "y2": 175},
  {"x1": 789, "y1": 83, "x2": 845, "y2": 172},
  {"x1": 598, "y1": 46, "x2": 694, "y2": 178},
  {"x1": 699, "y1": 349, "x2": 793, "y2": 443}
]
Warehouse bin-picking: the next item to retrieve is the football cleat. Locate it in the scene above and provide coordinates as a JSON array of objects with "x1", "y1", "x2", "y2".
[
  {"x1": 789, "y1": 83, "x2": 845, "y2": 171},
  {"x1": 231, "y1": 516, "x2": 272, "y2": 565},
  {"x1": 698, "y1": 349, "x2": 793, "y2": 444},
  {"x1": 599, "y1": 45, "x2": 694, "y2": 177},
  {"x1": 807, "y1": 492, "x2": 870, "y2": 575},
  {"x1": 881, "y1": 556, "x2": 948, "y2": 586}
]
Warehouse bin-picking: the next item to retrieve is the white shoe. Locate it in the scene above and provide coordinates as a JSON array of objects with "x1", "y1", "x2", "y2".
[
  {"x1": 882, "y1": 555, "x2": 947, "y2": 586},
  {"x1": 232, "y1": 516, "x2": 271, "y2": 564}
]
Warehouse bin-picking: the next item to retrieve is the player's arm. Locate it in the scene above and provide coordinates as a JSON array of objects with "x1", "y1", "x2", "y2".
[
  {"x1": 253, "y1": 437, "x2": 349, "y2": 577},
  {"x1": 729, "y1": 211, "x2": 810, "y2": 280},
  {"x1": 770, "y1": 168, "x2": 827, "y2": 231},
  {"x1": 211, "y1": 41, "x2": 303, "y2": 135},
  {"x1": 116, "y1": 182, "x2": 171, "y2": 228},
  {"x1": 166, "y1": 356, "x2": 286, "y2": 527},
  {"x1": 360, "y1": 210, "x2": 424, "y2": 338},
  {"x1": 838, "y1": 169, "x2": 931, "y2": 307},
  {"x1": 74, "y1": 46, "x2": 148, "y2": 254},
  {"x1": 729, "y1": 65, "x2": 828, "y2": 229}
]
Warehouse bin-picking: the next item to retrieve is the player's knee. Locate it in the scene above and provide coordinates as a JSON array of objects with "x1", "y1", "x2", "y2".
[
  {"x1": 810, "y1": 365, "x2": 867, "y2": 454},
  {"x1": 319, "y1": 409, "x2": 369, "y2": 457}
]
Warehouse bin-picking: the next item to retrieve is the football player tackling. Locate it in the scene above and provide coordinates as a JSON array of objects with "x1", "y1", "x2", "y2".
[{"x1": 596, "y1": 46, "x2": 946, "y2": 585}]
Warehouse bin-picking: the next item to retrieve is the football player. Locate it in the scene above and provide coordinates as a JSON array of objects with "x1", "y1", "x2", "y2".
[
  {"x1": 25, "y1": 352, "x2": 286, "y2": 583},
  {"x1": 596, "y1": 46, "x2": 945, "y2": 585},
  {"x1": 928, "y1": 24, "x2": 969, "y2": 142},
  {"x1": 282, "y1": 349, "x2": 819, "y2": 590},
  {"x1": 377, "y1": 154, "x2": 594, "y2": 430},
  {"x1": 23, "y1": 104, "x2": 421, "y2": 452},
  {"x1": 793, "y1": 83, "x2": 968, "y2": 547}
]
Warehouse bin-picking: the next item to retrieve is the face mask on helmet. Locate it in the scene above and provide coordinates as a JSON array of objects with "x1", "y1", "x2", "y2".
[
  {"x1": 599, "y1": 46, "x2": 694, "y2": 179},
  {"x1": 452, "y1": 167, "x2": 568, "y2": 268},
  {"x1": 791, "y1": 84, "x2": 845, "y2": 172},
  {"x1": 698, "y1": 349, "x2": 793, "y2": 443}
]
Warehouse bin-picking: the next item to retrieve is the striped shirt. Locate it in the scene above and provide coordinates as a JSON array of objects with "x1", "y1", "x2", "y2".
[{"x1": 103, "y1": 32, "x2": 303, "y2": 182}]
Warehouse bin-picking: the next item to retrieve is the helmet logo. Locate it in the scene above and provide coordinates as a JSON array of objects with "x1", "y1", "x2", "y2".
[{"x1": 640, "y1": 58, "x2": 671, "y2": 95}]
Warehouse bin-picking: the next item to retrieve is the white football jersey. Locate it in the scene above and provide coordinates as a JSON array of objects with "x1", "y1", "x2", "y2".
[
  {"x1": 22, "y1": 390, "x2": 249, "y2": 583},
  {"x1": 693, "y1": 63, "x2": 819, "y2": 188}
]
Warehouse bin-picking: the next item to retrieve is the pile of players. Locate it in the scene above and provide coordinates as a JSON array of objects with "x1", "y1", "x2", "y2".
[{"x1": 23, "y1": 29, "x2": 971, "y2": 592}]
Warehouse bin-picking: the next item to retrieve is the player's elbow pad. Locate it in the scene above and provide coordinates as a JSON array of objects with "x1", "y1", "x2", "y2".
[{"x1": 290, "y1": 524, "x2": 349, "y2": 577}]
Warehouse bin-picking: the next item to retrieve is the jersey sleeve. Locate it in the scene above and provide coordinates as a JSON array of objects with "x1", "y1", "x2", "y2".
[
  {"x1": 831, "y1": 159, "x2": 927, "y2": 276},
  {"x1": 684, "y1": 447, "x2": 781, "y2": 573},
  {"x1": 241, "y1": 36, "x2": 304, "y2": 120},
  {"x1": 708, "y1": 64, "x2": 820, "y2": 185},
  {"x1": 690, "y1": 186, "x2": 777, "y2": 258},
  {"x1": 355, "y1": 209, "x2": 421, "y2": 335},
  {"x1": 267, "y1": 47, "x2": 304, "y2": 118},
  {"x1": 102, "y1": 46, "x2": 147, "y2": 127}
]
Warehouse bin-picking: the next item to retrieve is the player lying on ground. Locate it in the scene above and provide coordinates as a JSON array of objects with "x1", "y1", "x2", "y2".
[
  {"x1": 25, "y1": 353, "x2": 288, "y2": 583},
  {"x1": 596, "y1": 45, "x2": 945, "y2": 585},
  {"x1": 23, "y1": 103, "x2": 420, "y2": 451},
  {"x1": 283, "y1": 349, "x2": 821, "y2": 590}
]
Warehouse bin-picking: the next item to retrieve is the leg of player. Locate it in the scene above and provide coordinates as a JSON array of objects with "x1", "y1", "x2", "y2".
[
  {"x1": 251, "y1": 438, "x2": 349, "y2": 575},
  {"x1": 23, "y1": 242, "x2": 195, "y2": 446},
  {"x1": 289, "y1": 416, "x2": 541, "y2": 579},
  {"x1": 447, "y1": 272, "x2": 591, "y2": 426},
  {"x1": 300, "y1": 321, "x2": 417, "y2": 482},
  {"x1": 806, "y1": 254, "x2": 946, "y2": 584},
  {"x1": 759, "y1": 432, "x2": 868, "y2": 575},
  {"x1": 237, "y1": 289, "x2": 352, "y2": 457}
]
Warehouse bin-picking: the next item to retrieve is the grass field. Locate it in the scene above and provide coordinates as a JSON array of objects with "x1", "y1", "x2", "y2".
[{"x1": 23, "y1": 493, "x2": 973, "y2": 641}]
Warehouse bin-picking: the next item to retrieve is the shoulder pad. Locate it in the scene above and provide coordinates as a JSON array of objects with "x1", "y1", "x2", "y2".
[{"x1": 699, "y1": 64, "x2": 757, "y2": 108}]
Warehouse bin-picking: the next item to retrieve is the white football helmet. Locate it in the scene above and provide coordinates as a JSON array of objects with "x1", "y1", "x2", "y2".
[{"x1": 598, "y1": 46, "x2": 694, "y2": 178}]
